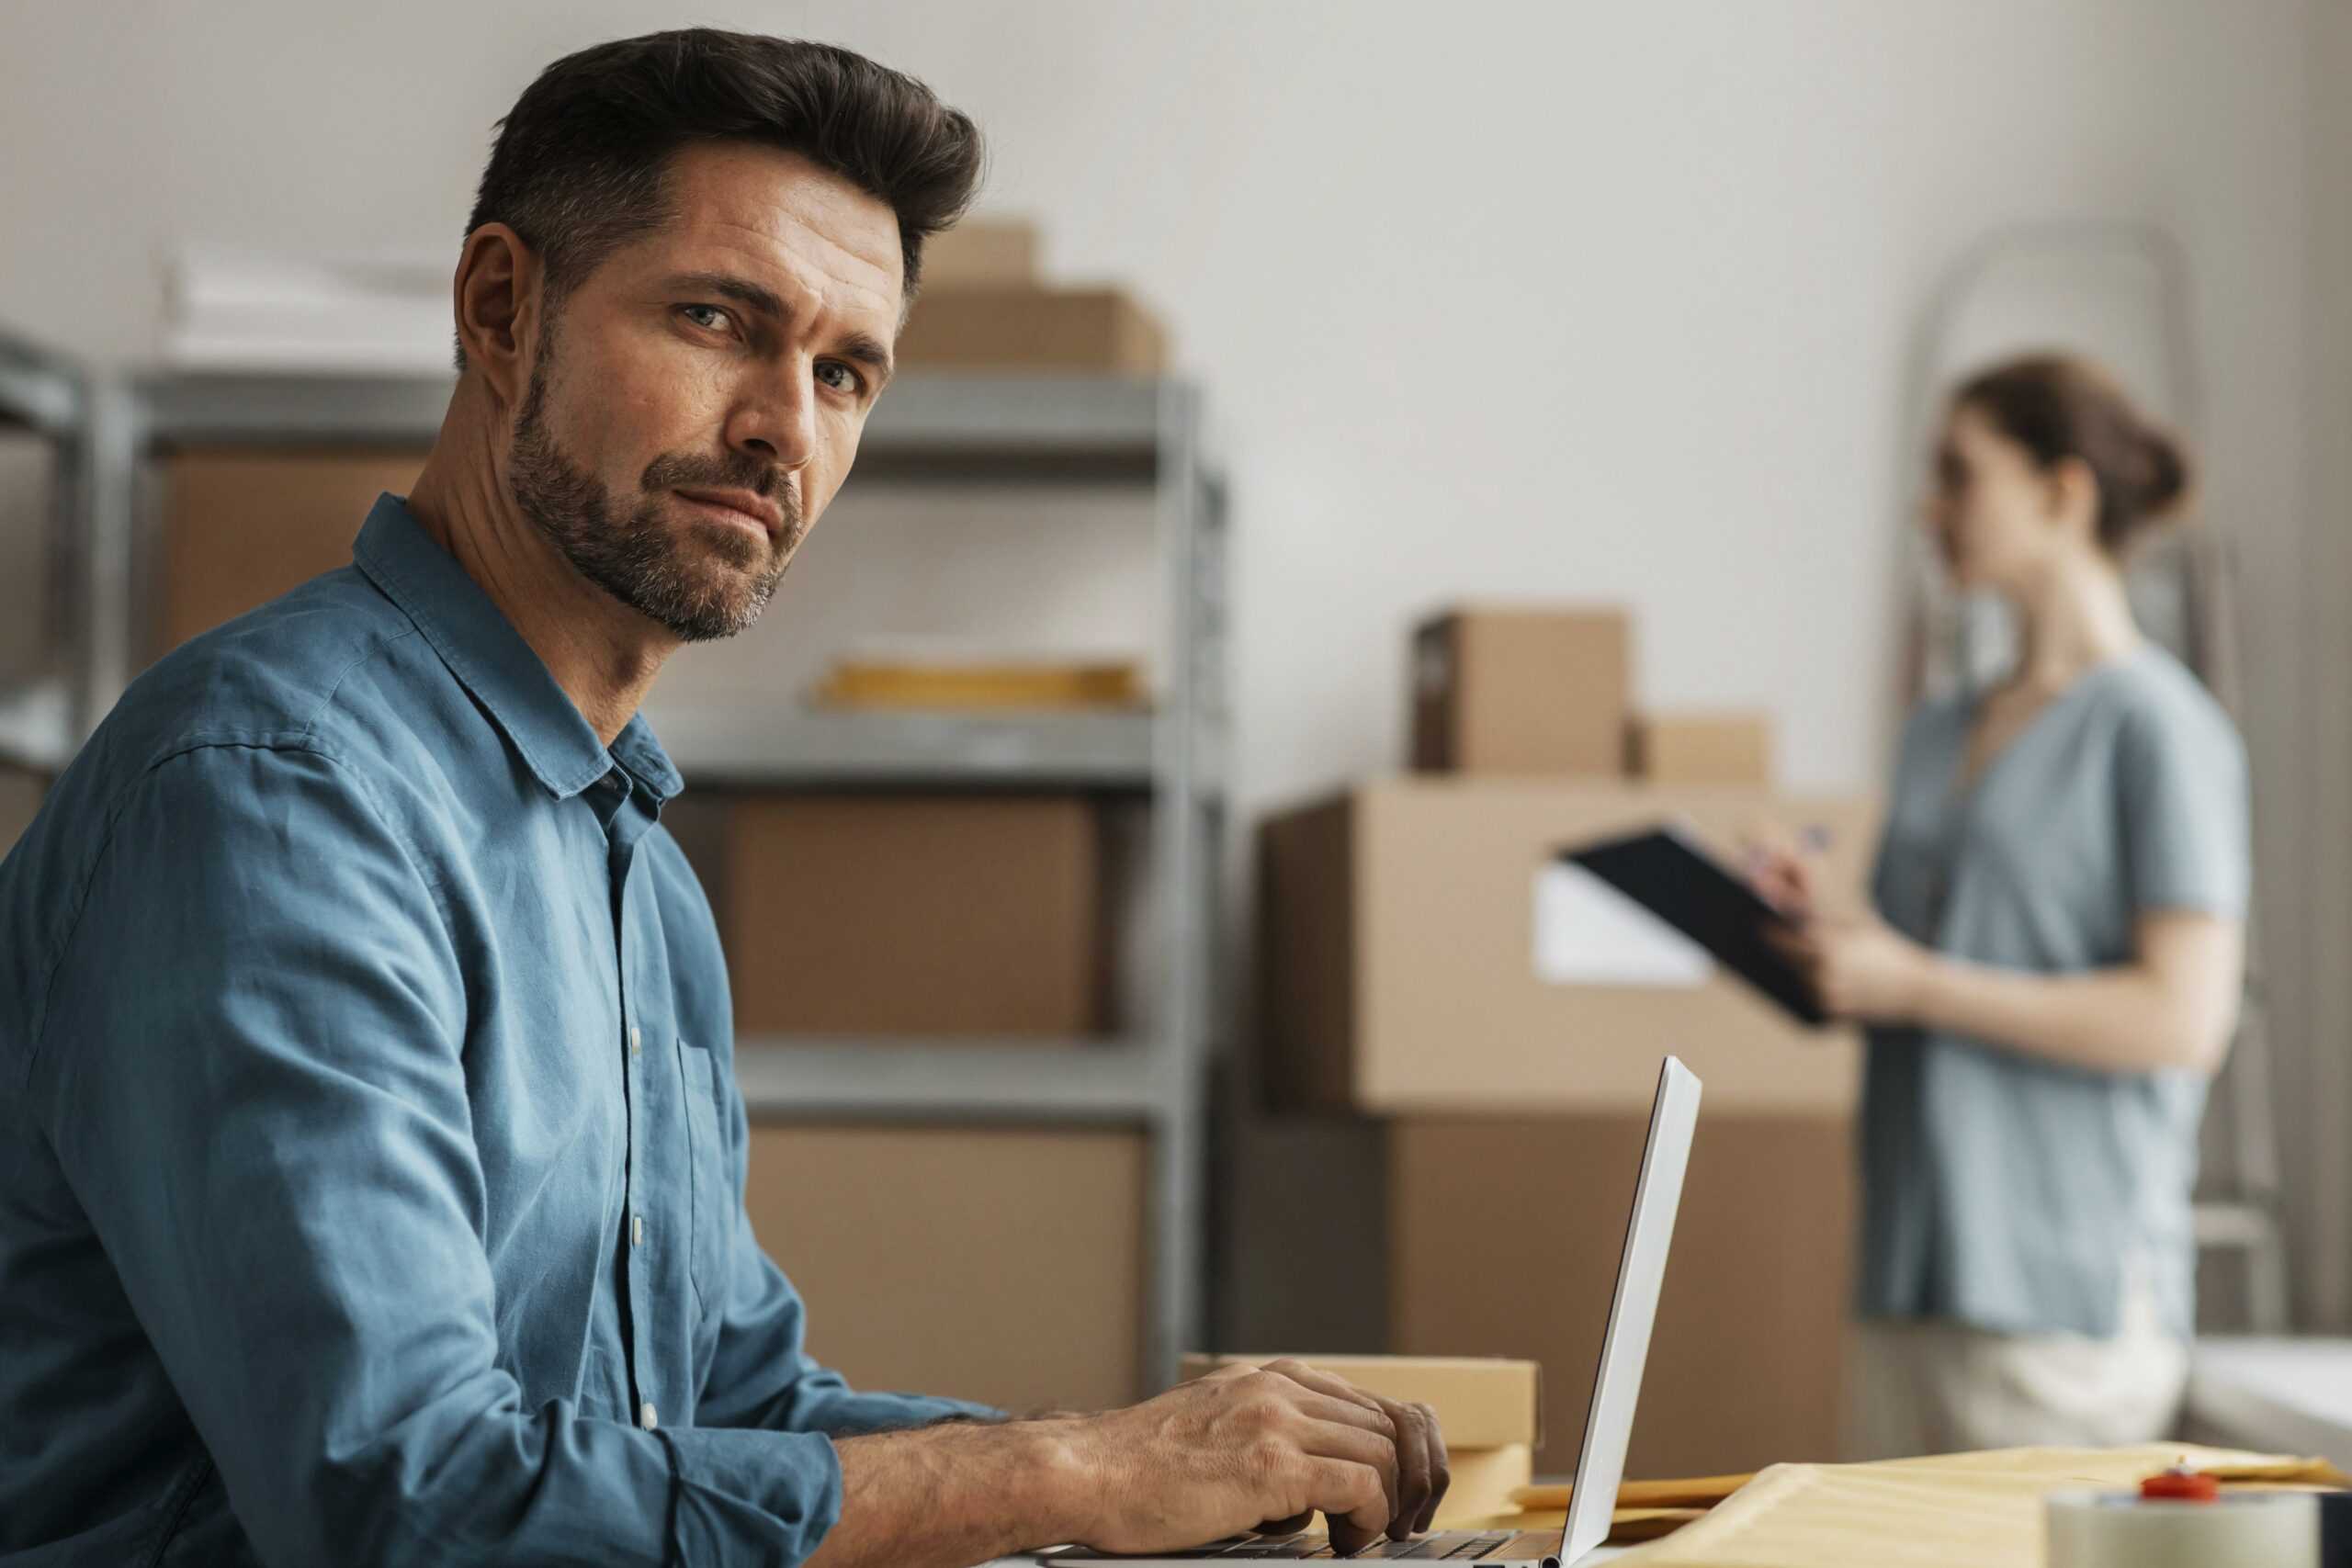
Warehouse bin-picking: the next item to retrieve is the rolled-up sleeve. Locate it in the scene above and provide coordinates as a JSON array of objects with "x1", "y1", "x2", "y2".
[{"x1": 33, "y1": 741, "x2": 842, "y2": 1566}]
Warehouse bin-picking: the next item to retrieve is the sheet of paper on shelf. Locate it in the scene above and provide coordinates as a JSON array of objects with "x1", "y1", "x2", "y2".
[{"x1": 164, "y1": 245, "x2": 453, "y2": 372}]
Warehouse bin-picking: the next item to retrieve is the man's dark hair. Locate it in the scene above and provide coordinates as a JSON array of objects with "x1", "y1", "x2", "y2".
[{"x1": 458, "y1": 28, "x2": 984, "y2": 367}]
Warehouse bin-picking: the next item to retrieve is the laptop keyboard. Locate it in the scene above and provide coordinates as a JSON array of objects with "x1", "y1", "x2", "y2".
[{"x1": 1056, "y1": 1530, "x2": 1526, "y2": 1561}]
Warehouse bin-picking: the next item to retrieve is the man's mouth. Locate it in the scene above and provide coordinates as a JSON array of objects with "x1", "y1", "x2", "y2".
[{"x1": 673, "y1": 487, "x2": 786, "y2": 539}]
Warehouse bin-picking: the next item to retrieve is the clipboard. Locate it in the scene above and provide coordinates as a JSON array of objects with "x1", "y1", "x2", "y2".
[{"x1": 1561, "y1": 825, "x2": 1829, "y2": 1027}]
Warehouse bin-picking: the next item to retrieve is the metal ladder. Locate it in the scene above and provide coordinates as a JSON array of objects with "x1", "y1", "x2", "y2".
[{"x1": 1899, "y1": 221, "x2": 2291, "y2": 1333}]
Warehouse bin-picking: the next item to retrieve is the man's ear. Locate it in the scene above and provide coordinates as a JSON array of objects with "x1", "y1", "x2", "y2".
[{"x1": 453, "y1": 222, "x2": 543, "y2": 411}]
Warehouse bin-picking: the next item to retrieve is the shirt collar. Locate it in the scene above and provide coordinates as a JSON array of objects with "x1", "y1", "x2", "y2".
[{"x1": 352, "y1": 493, "x2": 684, "y2": 804}]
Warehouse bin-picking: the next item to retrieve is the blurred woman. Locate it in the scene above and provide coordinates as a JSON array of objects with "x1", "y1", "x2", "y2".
[{"x1": 1760, "y1": 353, "x2": 2249, "y2": 1457}]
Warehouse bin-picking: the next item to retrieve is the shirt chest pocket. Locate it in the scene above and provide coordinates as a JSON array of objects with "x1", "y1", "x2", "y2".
[{"x1": 676, "y1": 1041, "x2": 735, "y2": 1315}]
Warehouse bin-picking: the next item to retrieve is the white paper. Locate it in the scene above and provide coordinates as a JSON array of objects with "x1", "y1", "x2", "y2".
[
  {"x1": 1532, "y1": 862, "x2": 1713, "y2": 987},
  {"x1": 164, "y1": 244, "x2": 456, "y2": 371}
]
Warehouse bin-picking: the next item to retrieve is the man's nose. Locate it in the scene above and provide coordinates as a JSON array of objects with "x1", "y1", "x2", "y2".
[{"x1": 728, "y1": 361, "x2": 819, "y2": 472}]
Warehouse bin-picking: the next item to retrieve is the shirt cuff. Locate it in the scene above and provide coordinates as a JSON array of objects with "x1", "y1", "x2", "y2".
[{"x1": 660, "y1": 1424, "x2": 842, "y2": 1565}]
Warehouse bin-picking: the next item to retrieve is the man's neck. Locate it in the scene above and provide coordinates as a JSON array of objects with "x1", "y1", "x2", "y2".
[{"x1": 404, "y1": 380, "x2": 674, "y2": 747}]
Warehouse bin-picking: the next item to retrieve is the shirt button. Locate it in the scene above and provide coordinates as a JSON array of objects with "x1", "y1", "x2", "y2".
[
  {"x1": 628, "y1": 1025, "x2": 642, "y2": 1055},
  {"x1": 632, "y1": 1213, "x2": 644, "y2": 1247},
  {"x1": 639, "y1": 1402, "x2": 658, "y2": 1431}
]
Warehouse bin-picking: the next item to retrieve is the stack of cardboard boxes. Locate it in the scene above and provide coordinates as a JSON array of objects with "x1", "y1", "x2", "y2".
[{"x1": 1251, "y1": 604, "x2": 1876, "y2": 1479}]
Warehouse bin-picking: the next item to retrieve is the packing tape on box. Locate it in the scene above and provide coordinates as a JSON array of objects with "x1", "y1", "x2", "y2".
[{"x1": 2045, "y1": 1489, "x2": 2318, "y2": 1568}]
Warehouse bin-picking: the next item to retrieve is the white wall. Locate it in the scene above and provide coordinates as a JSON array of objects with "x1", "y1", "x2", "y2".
[{"x1": 3, "y1": 0, "x2": 2345, "y2": 1315}]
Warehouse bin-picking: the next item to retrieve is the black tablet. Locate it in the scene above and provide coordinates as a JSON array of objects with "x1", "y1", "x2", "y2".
[{"x1": 1561, "y1": 825, "x2": 1829, "y2": 1027}]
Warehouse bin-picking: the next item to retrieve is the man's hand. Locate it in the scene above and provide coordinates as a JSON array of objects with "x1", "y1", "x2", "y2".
[
  {"x1": 805, "y1": 1361, "x2": 1450, "y2": 1567},
  {"x1": 1069, "y1": 1359, "x2": 1450, "y2": 1556}
]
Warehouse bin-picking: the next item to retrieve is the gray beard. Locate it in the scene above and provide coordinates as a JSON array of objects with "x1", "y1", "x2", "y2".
[{"x1": 506, "y1": 350, "x2": 795, "y2": 643}]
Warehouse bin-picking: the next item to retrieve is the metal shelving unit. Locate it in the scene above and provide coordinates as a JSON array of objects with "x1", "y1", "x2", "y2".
[
  {"x1": 0, "y1": 329, "x2": 93, "y2": 773},
  {"x1": 62, "y1": 363, "x2": 1227, "y2": 1396},
  {"x1": 646, "y1": 704, "x2": 1167, "y2": 790}
]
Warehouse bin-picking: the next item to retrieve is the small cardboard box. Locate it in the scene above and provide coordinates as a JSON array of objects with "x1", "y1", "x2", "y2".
[
  {"x1": 1257, "y1": 779, "x2": 1876, "y2": 1114},
  {"x1": 1176, "y1": 1353, "x2": 1541, "y2": 1450},
  {"x1": 724, "y1": 794, "x2": 1102, "y2": 1038},
  {"x1": 895, "y1": 287, "x2": 1167, "y2": 374},
  {"x1": 1627, "y1": 713, "x2": 1775, "y2": 787},
  {"x1": 920, "y1": 218, "x2": 1041, "y2": 288},
  {"x1": 1434, "y1": 1445, "x2": 1535, "y2": 1525},
  {"x1": 746, "y1": 1123, "x2": 1144, "y2": 1413},
  {"x1": 1179, "y1": 1353, "x2": 1539, "y2": 1523},
  {"x1": 160, "y1": 451, "x2": 424, "y2": 650},
  {"x1": 1409, "y1": 607, "x2": 1631, "y2": 777}
]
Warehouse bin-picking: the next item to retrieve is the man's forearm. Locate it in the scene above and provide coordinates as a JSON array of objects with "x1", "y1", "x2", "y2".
[{"x1": 804, "y1": 1415, "x2": 1096, "y2": 1568}]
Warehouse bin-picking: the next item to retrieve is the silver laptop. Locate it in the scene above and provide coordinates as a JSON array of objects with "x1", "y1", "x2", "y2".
[{"x1": 1050, "y1": 1055, "x2": 1702, "y2": 1567}]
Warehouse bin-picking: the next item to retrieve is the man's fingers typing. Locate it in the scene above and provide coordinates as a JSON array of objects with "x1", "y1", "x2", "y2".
[
  {"x1": 1385, "y1": 1397, "x2": 1431, "y2": 1540},
  {"x1": 1303, "y1": 1457, "x2": 1391, "y2": 1551}
]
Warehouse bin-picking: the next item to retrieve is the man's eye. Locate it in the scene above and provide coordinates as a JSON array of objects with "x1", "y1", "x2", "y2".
[
  {"x1": 815, "y1": 361, "x2": 864, "y2": 395},
  {"x1": 680, "y1": 304, "x2": 731, "y2": 333}
]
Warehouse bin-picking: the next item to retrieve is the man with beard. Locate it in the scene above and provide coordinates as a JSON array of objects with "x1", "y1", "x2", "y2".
[{"x1": 0, "y1": 28, "x2": 1447, "y2": 1568}]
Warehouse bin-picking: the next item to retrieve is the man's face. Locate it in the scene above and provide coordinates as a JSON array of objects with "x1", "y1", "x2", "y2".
[{"x1": 504, "y1": 141, "x2": 903, "y2": 641}]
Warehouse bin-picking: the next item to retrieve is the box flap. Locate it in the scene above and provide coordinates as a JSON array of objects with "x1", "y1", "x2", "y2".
[{"x1": 1180, "y1": 1352, "x2": 1541, "y2": 1449}]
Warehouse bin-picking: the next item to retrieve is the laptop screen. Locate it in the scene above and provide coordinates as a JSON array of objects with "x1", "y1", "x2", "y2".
[{"x1": 1556, "y1": 1056, "x2": 1702, "y2": 1564}]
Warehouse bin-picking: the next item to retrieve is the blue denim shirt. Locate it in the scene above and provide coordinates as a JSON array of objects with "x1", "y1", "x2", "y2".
[{"x1": 0, "y1": 494, "x2": 989, "y2": 1566}]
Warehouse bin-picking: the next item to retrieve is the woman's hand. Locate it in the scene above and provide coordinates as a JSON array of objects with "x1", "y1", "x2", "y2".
[
  {"x1": 1743, "y1": 823, "x2": 1835, "y2": 916},
  {"x1": 1771, "y1": 910, "x2": 1934, "y2": 1024}
]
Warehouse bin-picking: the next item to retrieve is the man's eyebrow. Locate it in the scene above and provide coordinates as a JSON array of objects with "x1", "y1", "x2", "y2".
[
  {"x1": 831, "y1": 330, "x2": 896, "y2": 386},
  {"x1": 665, "y1": 270, "x2": 896, "y2": 386},
  {"x1": 668, "y1": 270, "x2": 788, "y2": 321}
]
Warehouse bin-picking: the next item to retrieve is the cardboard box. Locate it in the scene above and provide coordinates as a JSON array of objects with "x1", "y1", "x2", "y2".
[
  {"x1": 161, "y1": 450, "x2": 424, "y2": 651},
  {"x1": 1435, "y1": 1445, "x2": 1535, "y2": 1524},
  {"x1": 1176, "y1": 1353, "x2": 1541, "y2": 1450},
  {"x1": 1627, "y1": 713, "x2": 1775, "y2": 787},
  {"x1": 1409, "y1": 608, "x2": 1631, "y2": 777},
  {"x1": 0, "y1": 770, "x2": 42, "y2": 854},
  {"x1": 725, "y1": 794, "x2": 1102, "y2": 1037},
  {"x1": 745, "y1": 1123, "x2": 1144, "y2": 1413},
  {"x1": 0, "y1": 436, "x2": 52, "y2": 677},
  {"x1": 921, "y1": 219, "x2": 1041, "y2": 288},
  {"x1": 1258, "y1": 779, "x2": 1875, "y2": 1114},
  {"x1": 1390, "y1": 1111, "x2": 1852, "y2": 1479},
  {"x1": 895, "y1": 288, "x2": 1168, "y2": 374},
  {"x1": 815, "y1": 655, "x2": 1145, "y2": 710}
]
